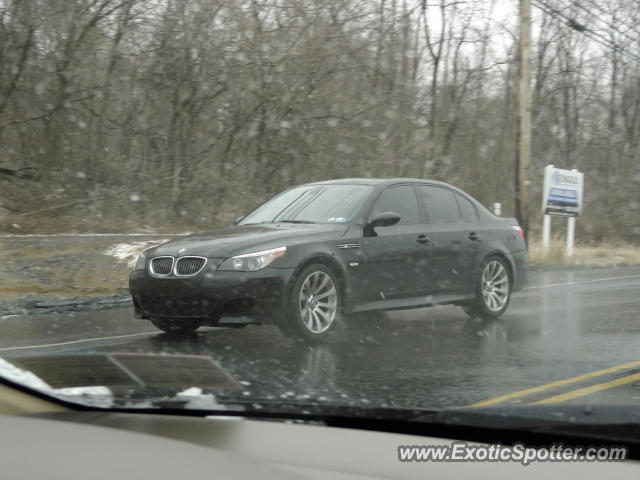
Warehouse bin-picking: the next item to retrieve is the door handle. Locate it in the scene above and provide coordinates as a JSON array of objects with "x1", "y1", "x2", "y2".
[
  {"x1": 416, "y1": 235, "x2": 432, "y2": 245},
  {"x1": 468, "y1": 232, "x2": 480, "y2": 241}
]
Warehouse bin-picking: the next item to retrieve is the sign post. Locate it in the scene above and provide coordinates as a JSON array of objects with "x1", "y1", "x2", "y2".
[
  {"x1": 566, "y1": 216, "x2": 575, "y2": 257},
  {"x1": 542, "y1": 214, "x2": 551, "y2": 252},
  {"x1": 541, "y1": 165, "x2": 584, "y2": 257}
]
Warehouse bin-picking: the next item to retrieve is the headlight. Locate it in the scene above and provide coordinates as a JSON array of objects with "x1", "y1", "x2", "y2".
[
  {"x1": 219, "y1": 246, "x2": 286, "y2": 272},
  {"x1": 134, "y1": 251, "x2": 147, "y2": 271}
]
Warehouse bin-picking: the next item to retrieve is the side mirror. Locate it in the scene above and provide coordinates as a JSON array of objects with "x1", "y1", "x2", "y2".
[
  {"x1": 369, "y1": 212, "x2": 401, "y2": 228},
  {"x1": 364, "y1": 212, "x2": 400, "y2": 236},
  {"x1": 233, "y1": 216, "x2": 245, "y2": 225}
]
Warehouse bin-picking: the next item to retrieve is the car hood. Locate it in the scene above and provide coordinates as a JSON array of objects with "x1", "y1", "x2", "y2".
[{"x1": 147, "y1": 223, "x2": 350, "y2": 258}]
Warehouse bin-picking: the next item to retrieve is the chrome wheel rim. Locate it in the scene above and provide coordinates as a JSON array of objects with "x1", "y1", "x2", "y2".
[
  {"x1": 481, "y1": 261, "x2": 509, "y2": 312},
  {"x1": 298, "y1": 271, "x2": 338, "y2": 334}
]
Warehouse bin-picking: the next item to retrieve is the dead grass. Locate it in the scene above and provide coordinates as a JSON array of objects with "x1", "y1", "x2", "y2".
[
  {"x1": 1, "y1": 212, "x2": 202, "y2": 235},
  {"x1": 0, "y1": 265, "x2": 131, "y2": 299},
  {"x1": 529, "y1": 240, "x2": 640, "y2": 268},
  {"x1": 0, "y1": 237, "x2": 143, "y2": 300}
]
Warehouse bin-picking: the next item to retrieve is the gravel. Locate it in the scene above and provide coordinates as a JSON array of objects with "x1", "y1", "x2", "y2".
[{"x1": 0, "y1": 292, "x2": 133, "y2": 319}]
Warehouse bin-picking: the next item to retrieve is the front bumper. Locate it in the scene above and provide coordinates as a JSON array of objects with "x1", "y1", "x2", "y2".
[{"x1": 129, "y1": 264, "x2": 296, "y2": 325}]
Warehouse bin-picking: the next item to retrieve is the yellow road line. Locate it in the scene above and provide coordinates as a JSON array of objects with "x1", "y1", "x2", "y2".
[
  {"x1": 535, "y1": 372, "x2": 640, "y2": 404},
  {"x1": 469, "y1": 360, "x2": 640, "y2": 407}
]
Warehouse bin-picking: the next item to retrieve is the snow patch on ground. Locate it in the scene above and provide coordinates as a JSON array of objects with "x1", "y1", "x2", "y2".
[
  {"x1": 0, "y1": 357, "x2": 114, "y2": 407},
  {"x1": 103, "y1": 239, "x2": 169, "y2": 267},
  {"x1": 0, "y1": 357, "x2": 50, "y2": 391},
  {"x1": 176, "y1": 386, "x2": 227, "y2": 410},
  {"x1": 55, "y1": 386, "x2": 114, "y2": 408}
]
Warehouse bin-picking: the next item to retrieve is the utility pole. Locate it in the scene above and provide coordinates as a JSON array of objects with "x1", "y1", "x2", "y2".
[{"x1": 515, "y1": 0, "x2": 532, "y2": 239}]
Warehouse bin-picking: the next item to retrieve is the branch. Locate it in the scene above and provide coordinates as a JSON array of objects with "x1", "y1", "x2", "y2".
[
  {"x1": 18, "y1": 198, "x2": 91, "y2": 217},
  {"x1": 0, "y1": 166, "x2": 35, "y2": 180}
]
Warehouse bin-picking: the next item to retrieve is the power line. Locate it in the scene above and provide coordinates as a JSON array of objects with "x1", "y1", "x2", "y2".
[
  {"x1": 533, "y1": 0, "x2": 613, "y2": 49},
  {"x1": 580, "y1": 0, "x2": 638, "y2": 37},
  {"x1": 532, "y1": 0, "x2": 639, "y2": 60},
  {"x1": 535, "y1": 0, "x2": 618, "y2": 50},
  {"x1": 537, "y1": 0, "x2": 639, "y2": 60},
  {"x1": 570, "y1": 0, "x2": 638, "y2": 51}
]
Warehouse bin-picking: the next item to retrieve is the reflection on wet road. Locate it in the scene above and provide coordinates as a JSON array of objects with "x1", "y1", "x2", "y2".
[{"x1": 1, "y1": 266, "x2": 640, "y2": 409}]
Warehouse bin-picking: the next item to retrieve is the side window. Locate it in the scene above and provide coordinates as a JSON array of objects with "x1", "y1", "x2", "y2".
[
  {"x1": 455, "y1": 194, "x2": 478, "y2": 222},
  {"x1": 417, "y1": 186, "x2": 461, "y2": 223},
  {"x1": 370, "y1": 186, "x2": 420, "y2": 225}
]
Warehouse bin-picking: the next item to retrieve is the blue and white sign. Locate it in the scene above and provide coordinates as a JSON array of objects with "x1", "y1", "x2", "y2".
[{"x1": 542, "y1": 165, "x2": 584, "y2": 217}]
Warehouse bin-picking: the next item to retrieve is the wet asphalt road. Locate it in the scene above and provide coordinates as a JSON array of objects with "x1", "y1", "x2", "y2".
[{"x1": 1, "y1": 265, "x2": 640, "y2": 409}]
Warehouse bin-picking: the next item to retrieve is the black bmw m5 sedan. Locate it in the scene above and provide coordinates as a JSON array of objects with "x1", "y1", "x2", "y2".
[{"x1": 129, "y1": 178, "x2": 528, "y2": 342}]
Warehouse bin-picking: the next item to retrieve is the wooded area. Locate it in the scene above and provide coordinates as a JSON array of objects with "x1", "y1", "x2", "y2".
[{"x1": 0, "y1": 0, "x2": 638, "y2": 240}]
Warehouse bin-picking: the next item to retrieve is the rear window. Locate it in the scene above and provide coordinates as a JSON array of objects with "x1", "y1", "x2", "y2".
[
  {"x1": 455, "y1": 194, "x2": 478, "y2": 221},
  {"x1": 417, "y1": 186, "x2": 461, "y2": 223}
]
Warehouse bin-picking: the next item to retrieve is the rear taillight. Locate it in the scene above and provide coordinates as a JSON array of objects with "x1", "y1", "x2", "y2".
[{"x1": 512, "y1": 225, "x2": 525, "y2": 243}]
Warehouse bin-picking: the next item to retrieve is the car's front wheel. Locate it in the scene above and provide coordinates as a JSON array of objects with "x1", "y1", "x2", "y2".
[
  {"x1": 462, "y1": 256, "x2": 511, "y2": 319},
  {"x1": 150, "y1": 318, "x2": 201, "y2": 335},
  {"x1": 278, "y1": 264, "x2": 340, "y2": 343}
]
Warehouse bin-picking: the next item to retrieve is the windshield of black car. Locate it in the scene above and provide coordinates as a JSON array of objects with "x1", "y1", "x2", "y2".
[{"x1": 240, "y1": 185, "x2": 373, "y2": 225}]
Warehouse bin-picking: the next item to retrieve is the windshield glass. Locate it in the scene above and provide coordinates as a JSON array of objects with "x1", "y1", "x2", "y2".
[
  {"x1": 1, "y1": 0, "x2": 640, "y2": 442},
  {"x1": 241, "y1": 184, "x2": 373, "y2": 224}
]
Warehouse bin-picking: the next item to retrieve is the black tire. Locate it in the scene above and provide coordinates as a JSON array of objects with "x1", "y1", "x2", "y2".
[
  {"x1": 150, "y1": 317, "x2": 201, "y2": 334},
  {"x1": 277, "y1": 263, "x2": 341, "y2": 344},
  {"x1": 462, "y1": 255, "x2": 512, "y2": 320}
]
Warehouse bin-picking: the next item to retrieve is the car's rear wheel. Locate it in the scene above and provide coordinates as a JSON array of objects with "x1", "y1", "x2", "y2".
[
  {"x1": 278, "y1": 264, "x2": 340, "y2": 343},
  {"x1": 150, "y1": 317, "x2": 201, "y2": 334},
  {"x1": 462, "y1": 256, "x2": 511, "y2": 319}
]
